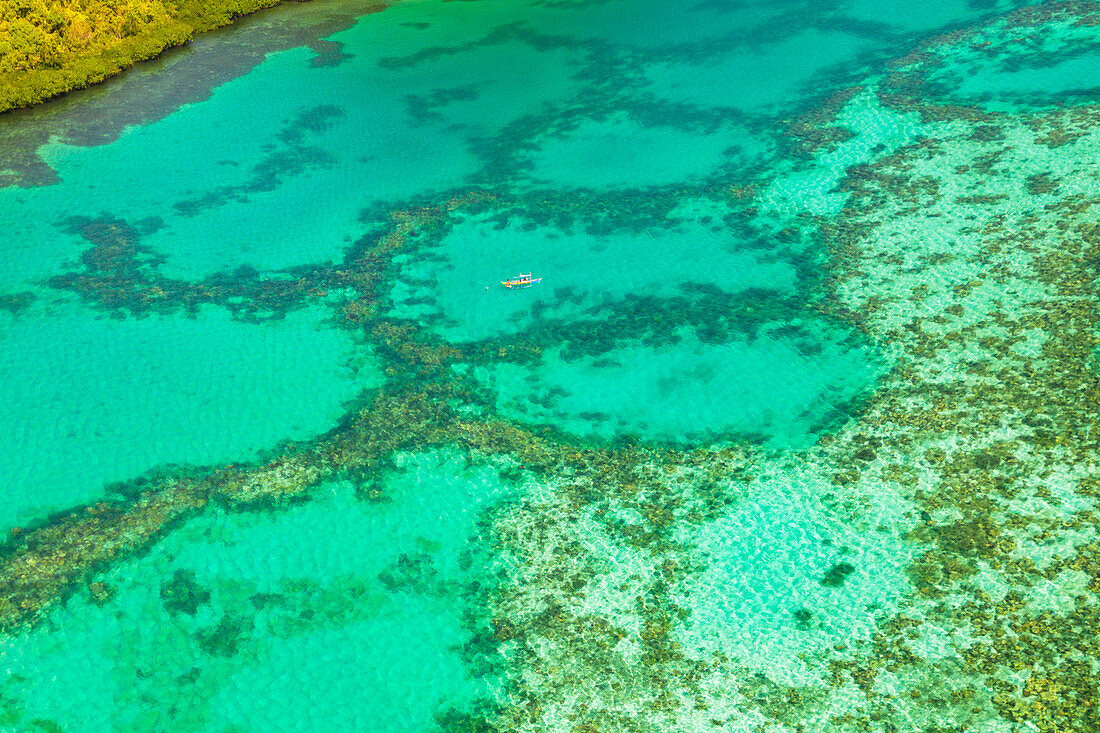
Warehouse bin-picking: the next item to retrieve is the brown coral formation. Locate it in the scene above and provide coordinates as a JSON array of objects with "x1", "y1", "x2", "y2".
[
  {"x1": 49, "y1": 193, "x2": 493, "y2": 323},
  {"x1": 777, "y1": 92, "x2": 1100, "y2": 732}
]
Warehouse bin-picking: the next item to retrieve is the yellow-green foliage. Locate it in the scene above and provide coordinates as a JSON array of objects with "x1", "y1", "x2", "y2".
[{"x1": 0, "y1": 0, "x2": 292, "y2": 113}]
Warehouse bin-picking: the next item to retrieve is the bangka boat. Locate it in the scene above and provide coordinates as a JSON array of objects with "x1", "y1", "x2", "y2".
[{"x1": 501, "y1": 273, "x2": 542, "y2": 289}]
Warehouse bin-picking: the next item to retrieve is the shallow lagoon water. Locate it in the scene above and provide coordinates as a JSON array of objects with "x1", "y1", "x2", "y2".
[
  {"x1": 0, "y1": 301, "x2": 373, "y2": 527},
  {"x1": 917, "y1": 13, "x2": 1100, "y2": 112},
  {"x1": 477, "y1": 325, "x2": 882, "y2": 447},
  {"x1": 520, "y1": 114, "x2": 765, "y2": 189},
  {"x1": 389, "y1": 203, "x2": 799, "y2": 342},
  {"x1": 677, "y1": 464, "x2": 913, "y2": 685},
  {"x1": 0, "y1": 0, "x2": 1089, "y2": 730},
  {"x1": 0, "y1": 451, "x2": 514, "y2": 731}
]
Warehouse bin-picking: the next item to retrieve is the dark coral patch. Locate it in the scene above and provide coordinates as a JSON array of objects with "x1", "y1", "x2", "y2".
[
  {"x1": 160, "y1": 569, "x2": 212, "y2": 616},
  {"x1": 820, "y1": 561, "x2": 855, "y2": 588}
]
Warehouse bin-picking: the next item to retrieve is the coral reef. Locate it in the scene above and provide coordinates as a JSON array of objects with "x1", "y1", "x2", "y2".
[{"x1": 5, "y1": 4, "x2": 1100, "y2": 731}]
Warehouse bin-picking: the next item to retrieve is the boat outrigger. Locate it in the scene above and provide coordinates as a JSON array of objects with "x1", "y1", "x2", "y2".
[{"x1": 501, "y1": 273, "x2": 542, "y2": 289}]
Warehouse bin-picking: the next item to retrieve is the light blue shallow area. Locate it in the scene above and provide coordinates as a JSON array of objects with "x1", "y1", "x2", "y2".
[
  {"x1": 761, "y1": 89, "x2": 924, "y2": 217},
  {"x1": 0, "y1": 451, "x2": 517, "y2": 732},
  {"x1": 476, "y1": 325, "x2": 883, "y2": 447},
  {"x1": 676, "y1": 471, "x2": 913, "y2": 684},
  {"x1": 0, "y1": 301, "x2": 376, "y2": 528}
]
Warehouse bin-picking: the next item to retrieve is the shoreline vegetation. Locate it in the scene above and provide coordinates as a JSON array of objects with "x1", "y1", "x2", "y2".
[{"x1": 0, "y1": 0, "x2": 322, "y2": 114}]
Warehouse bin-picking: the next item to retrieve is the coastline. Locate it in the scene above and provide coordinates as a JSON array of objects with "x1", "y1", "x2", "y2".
[
  {"x1": 0, "y1": 0, "x2": 382, "y2": 115},
  {"x1": 0, "y1": 0, "x2": 390, "y2": 187}
]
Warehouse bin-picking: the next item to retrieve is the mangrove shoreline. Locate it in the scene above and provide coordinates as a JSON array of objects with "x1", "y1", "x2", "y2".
[{"x1": 0, "y1": 0, "x2": 385, "y2": 115}]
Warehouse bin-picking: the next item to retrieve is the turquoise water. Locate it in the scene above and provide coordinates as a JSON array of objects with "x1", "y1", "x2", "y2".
[
  {"x1": 0, "y1": 299, "x2": 374, "y2": 527},
  {"x1": 0, "y1": 451, "x2": 515, "y2": 731},
  {"x1": 476, "y1": 324, "x2": 881, "y2": 447},
  {"x1": 519, "y1": 114, "x2": 767, "y2": 188},
  {"x1": 918, "y1": 13, "x2": 1100, "y2": 112},
  {"x1": 389, "y1": 202, "x2": 800, "y2": 342},
  {"x1": 677, "y1": 462, "x2": 913, "y2": 684},
  {"x1": 3, "y1": 0, "x2": 1092, "y2": 730}
]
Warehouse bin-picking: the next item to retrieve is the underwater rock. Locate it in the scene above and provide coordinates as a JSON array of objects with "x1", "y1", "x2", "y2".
[
  {"x1": 196, "y1": 613, "x2": 253, "y2": 657},
  {"x1": 160, "y1": 569, "x2": 212, "y2": 616},
  {"x1": 377, "y1": 551, "x2": 439, "y2": 592},
  {"x1": 792, "y1": 608, "x2": 814, "y2": 627},
  {"x1": 820, "y1": 561, "x2": 856, "y2": 588},
  {"x1": 87, "y1": 581, "x2": 115, "y2": 606}
]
